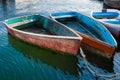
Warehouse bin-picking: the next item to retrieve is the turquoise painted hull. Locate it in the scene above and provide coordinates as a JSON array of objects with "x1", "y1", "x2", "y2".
[
  {"x1": 50, "y1": 11, "x2": 117, "y2": 59},
  {"x1": 91, "y1": 9, "x2": 120, "y2": 39}
]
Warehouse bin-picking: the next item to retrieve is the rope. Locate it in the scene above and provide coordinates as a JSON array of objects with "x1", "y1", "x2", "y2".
[{"x1": 79, "y1": 48, "x2": 120, "y2": 80}]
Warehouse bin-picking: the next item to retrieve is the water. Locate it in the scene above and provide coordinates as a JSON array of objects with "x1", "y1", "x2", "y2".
[{"x1": 0, "y1": 0, "x2": 120, "y2": 80}]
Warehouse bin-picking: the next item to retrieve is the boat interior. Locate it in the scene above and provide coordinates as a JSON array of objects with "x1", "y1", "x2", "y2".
[
  {"x1": 5, "y1": 15, "x2": 79, "y2": 37},
  {"x1": 51, "y1": 12, "x2": 117, "y2": 46}
]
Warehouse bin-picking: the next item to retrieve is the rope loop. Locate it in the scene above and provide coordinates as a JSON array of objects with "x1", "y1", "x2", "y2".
[{"x1": 79, "y1": 47, "x2": 120, "y2": 80}]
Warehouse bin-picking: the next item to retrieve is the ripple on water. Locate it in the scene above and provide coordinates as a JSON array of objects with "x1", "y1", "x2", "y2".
[
  {"x1": 114, "y1": 52, "x2": 120, "y2": 74},
  {"x1": 0, "y1": 22, "x2": 8, "y2": 46},
  {"x1": 0, "y1": 46, "x2": 78, "y2": 80}
]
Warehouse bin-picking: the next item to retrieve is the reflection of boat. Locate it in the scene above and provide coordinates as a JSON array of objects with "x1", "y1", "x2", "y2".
[
  {"x1": 104, "y1": 0, "x2": 120, "y2": 9},
  {"x1": 8, "y1": 35, "x2": 79, "y2": 76},
  {"x1": 50, "y1": 11, "x2": 117, "y2": 59},
  {"x1": 91, "y1": 9, "x2": 120, "y2": 39},
  {"x1": 4, "y1": 14, "x2": 82, "y2": 55}
]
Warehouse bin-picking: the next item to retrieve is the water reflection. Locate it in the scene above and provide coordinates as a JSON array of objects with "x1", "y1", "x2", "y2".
[
  {"x1": 8, "y1": 35, "x2": 79, "y2": 77},
  {"x1": 0, "y1": 22, "x2": 79, "y2": 80},
  {"x1": 84, "y1": 50, "x2": 113, "y2": 72}
]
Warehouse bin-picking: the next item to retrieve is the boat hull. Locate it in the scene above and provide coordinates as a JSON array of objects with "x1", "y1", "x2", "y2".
[
  {"x1": 78, "y1": 32, "x2": 115, "y2": 59},
  {"x1": 4, "y1": 15, "x2": 82, "y2": 55},
  {"x1": 104, "y1": 0, "x2": 120, "y2": 9},
  {"x1": 91, "y1": 9, "x2": 120, "y2": 39},
  {"x1": 100, "y1": 22, "x2": 120, "y2": 38},
  {"x1": 50, "y1": 11, "x2": 117, "y2": 59}
]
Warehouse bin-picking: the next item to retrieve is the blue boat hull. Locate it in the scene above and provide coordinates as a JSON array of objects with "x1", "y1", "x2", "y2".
[
  {"x1": 92, "y1": 11, "x2": 119, "y2": 19},
  {"x1": 91, "y1": 9, "x2": 120, "y2": 39},
  {"x1": 50, "y1": 11, "x2": 117, "y2": 59}
]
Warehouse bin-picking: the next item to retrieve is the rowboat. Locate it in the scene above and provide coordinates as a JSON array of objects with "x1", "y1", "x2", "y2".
[
  {"x1": 4, "y1": 14, "x2": 82, "y2": 55},
  {"x1": 91, "y1": 9, "x2": 120, "y2": 39},
  {"x1": 50, "y1": 11, "x2": 117, "y2": 59},
  {"x1": 104, "y1": 0, "x2": 120, "y2": 9}
]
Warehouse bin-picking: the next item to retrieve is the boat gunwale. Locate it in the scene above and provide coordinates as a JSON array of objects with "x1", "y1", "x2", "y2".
[
  {"x1": 50, "y1": 11, "x2": 117, "y2": 48},
  {"x1": 91, "y1": 9, "x2": 120, "y2": 20},
  {"x1": 91, "y1": 9, "x2": 120, "y2": 39},
  {"x1": 99, "y1": 20, "x2": 120, "y2": 25},
  {"x1": 3, "y1": 14, "x2": 82, "y2": 40}
]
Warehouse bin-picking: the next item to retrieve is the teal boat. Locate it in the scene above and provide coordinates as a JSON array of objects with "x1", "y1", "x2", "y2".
[
  {"x1": 91, "y1": 9, "x2": 120, "y2": 40},
  {"x1": 50, "y1": 11, "x2": 117, "y2": 59}
]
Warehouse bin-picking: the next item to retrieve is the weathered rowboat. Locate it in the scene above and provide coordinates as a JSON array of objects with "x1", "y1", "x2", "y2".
[
  {"x1": 91, "y1": 9, "x2": 120, "y2": 39},
  {"x1": 104, "y1": 0, "x2": 120, "y2": 9},
  {"x1": 50, "y1": 11, "x2": 117, "y2": 59},
  {"x1": 4, "y1": 14, "x2": 82, "y2": 55}
]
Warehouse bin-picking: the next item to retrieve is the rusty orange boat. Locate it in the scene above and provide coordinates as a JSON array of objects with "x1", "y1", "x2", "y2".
[
  {"x1": 50, "y1": 11, "x2": 117, "y2": 59},
  {"x1": 4, "y1": 14, "x2": 82, "y2": 55}
]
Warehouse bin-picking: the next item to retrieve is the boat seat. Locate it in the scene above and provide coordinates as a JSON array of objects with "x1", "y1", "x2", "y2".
[{"x1": 52, "y1": 15, "x2": 76, "y2": 19}]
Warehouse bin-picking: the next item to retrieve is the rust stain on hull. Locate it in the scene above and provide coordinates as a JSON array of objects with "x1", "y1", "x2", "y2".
[
  {"x1": 6, "y1": 26, "x2": 81, "y2": 55},
  {"x1": 78, "y1": 32, "x2": 116, "y2": 59}
]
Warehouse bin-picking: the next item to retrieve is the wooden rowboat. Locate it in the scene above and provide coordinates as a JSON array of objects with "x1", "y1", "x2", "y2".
[
  {"x1": 4, "y1": 14, "x2": 82, "y2": 55},
  {"x1": 91, "y1": 9, "x2": 120, "y2": 40},
  {"x1": 50, "y1": 11, "x2": 117, "y2": 59}
]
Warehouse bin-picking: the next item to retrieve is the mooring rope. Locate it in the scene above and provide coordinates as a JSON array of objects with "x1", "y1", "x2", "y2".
[{"x1": 79, "y1": 48, "x2": 120, "y2": 80}]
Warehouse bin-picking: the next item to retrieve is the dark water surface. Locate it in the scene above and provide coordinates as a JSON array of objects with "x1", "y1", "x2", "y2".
[{"x1": 0, "y1": 0, "x2": 120, "y2": 80}]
